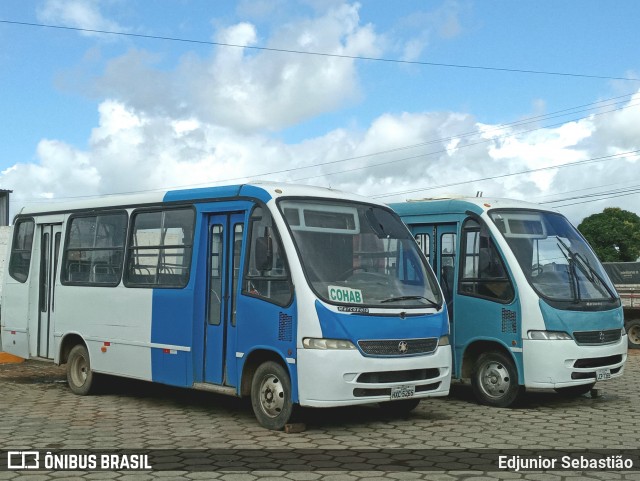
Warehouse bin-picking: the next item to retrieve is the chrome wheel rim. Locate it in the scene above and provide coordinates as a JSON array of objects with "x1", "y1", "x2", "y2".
[
  {"x1": 258, "y1": 374, "x2": 285, "y2": 418},
  {"x1": 479, "y1": 360, "x2": 511, "y2": 399}
]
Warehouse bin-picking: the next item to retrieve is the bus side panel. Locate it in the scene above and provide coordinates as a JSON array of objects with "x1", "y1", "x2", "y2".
[
  {"x1": 1, "y1": 225, "x2": 37, "y2": 359},
  {"x1": 150, "y1": 287, "x2": 195, "y2": 387},
  {"x1": 235, "y1": 294, "x2": 299, "y2": 401},
  {"x1": 53, "y1": 286, "x2": 153, "y2": 380},
  {"x1": 1, "y1": 281, "x2": 31, "y2": 359}
]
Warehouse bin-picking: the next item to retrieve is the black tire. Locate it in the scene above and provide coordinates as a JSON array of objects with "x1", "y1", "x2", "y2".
[
  {"x1": 626, "y1": 320, "x2": 640, "y2": 349},
  {"x1": 378, "y1": 398, "x2": 420, "y2": 416},
  {"x1": 554, "y1": 383, "x2": 595, "y2": 397},
  {"x1": 251, "y1": 361, "x2": 294, "y2": 430},
  {"x1": 66, "y1": 344, "x2": 96, "y2": 395},
  {"x1": 471, "y1": 351, "x2": 523, "y2": 408}
]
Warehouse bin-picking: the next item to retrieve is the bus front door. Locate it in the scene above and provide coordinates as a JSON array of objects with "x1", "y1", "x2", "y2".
[
  {"x1": 204, "y1": 213, "x2": 245, "y2": 386},
  {"x1": 412, "y1": 223, "x2": 457, "y2": 318},
  {"x1": 37, "y1": 224, "x2": 62, "y2": 359}
]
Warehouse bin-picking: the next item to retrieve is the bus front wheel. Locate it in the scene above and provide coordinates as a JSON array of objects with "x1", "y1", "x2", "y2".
[
  {"x1": 66, "y1": 344, "x2": 96, "y2": 396},
  {"x1": 627, "y1": 320, "x2": 640, "y2": 349},
  {"x1": 251, "y1": 361, "x2": 294, "y2": 430},
  {"x1": 471, "y1": 351, "x2": 523, "y2": 408}
]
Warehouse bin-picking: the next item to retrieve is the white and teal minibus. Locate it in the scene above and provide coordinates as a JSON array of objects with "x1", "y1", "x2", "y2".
[
  {"x1": 1, "y1": 183, "x2": 451, "y2": 429},
  {"x1": 391, "y1": 197, "x2": 627, "y2": 407}
]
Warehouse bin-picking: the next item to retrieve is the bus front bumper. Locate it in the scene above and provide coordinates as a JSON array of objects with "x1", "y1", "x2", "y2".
[
  {"x1": 296, "y1": 345, "x2": 452, "y2": 407},
  {"x1": 522, "y1": 336, "x2": 627, "y2": 389}
]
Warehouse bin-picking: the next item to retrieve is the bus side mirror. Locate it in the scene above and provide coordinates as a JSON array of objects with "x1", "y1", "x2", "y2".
[{"x1": 255, "y1": 236, "x2": 273, "y2": 271}]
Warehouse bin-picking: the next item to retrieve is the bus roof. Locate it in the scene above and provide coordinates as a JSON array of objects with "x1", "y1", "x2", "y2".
[
  {"x1": 16, "y1": 182, "x2": 379, "y2": 218},
  {"x1": 390, "y1": 197, "x2": 560, "y2": 219}
]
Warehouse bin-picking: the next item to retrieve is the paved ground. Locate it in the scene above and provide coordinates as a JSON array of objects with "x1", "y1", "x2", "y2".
[{"x1": 0, "y1": 351, "x2": 639, "y2": 480}]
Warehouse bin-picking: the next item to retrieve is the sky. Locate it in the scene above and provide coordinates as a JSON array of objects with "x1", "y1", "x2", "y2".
[{"x1": 0, "y1": 0, "x2": 639, "y2": 225}]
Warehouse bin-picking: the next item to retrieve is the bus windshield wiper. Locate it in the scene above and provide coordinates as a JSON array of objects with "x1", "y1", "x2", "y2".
[
  {"x1": 380, "y1": 295, "x2": 440, "y2": 309},
  {"x1": 556, "y1": 238, "x2": 615, "y2": 299}
]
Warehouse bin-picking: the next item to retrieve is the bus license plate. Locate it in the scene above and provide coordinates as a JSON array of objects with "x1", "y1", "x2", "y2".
[
  {"x1": 390, "y1": 385, "x2": 415, "y2": 400},
  {"x1": 596, "y1": 368, "x2": 611, "y2": 381}
]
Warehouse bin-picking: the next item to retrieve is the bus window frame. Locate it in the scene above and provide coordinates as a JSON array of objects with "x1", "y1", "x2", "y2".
[
  {"x1": 123, "y1": 205, "x2": 196, "y2": 289},
  {"x1": 8, "y1": 216, "x2": 36, "y2": 283},
  {"x1": 242, "y1": 203, "x2": 294, "y2": 308},
  {"x1": 61, "y1": 210, "x2": 129, "y2": 288},
  {"x1": 458, "y1": 216, "x2": 515, "y2": 305}
]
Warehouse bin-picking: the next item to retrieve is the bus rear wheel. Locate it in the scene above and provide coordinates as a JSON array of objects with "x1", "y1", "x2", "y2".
[
  {"x1": 251, "y1": 361, "x2": 294, "y2": 430},
  {"x1": 66, "y1": 344, "x2": 96, "y2": 395},
  {"x1": 471, "y1": 351, "x2": 523, "y2": 408}
]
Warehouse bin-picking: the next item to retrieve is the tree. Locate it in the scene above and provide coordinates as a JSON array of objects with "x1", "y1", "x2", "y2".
[{"x1": 577, "y1": 207, "x2": 640, "y2": 262}]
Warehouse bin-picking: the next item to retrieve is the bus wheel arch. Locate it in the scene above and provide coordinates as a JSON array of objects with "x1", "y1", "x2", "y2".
[
  {"x1": 241, "y1": 350, "x2": 295, "y2": 430},
  {"x1": 463, "y1": 341, "x2": 523, "y2": 408}
]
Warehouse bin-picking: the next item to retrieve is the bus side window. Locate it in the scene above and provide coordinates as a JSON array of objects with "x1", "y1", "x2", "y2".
[
  {"x1": 244, "y1": 206, "x2": 292, "y2": 306},
  {"x1": 62, "y1": 212, "x2": 127, "y2": 286},
  {"x1": 126, "y1": 208, "x2": 195, "y2": 288},
  {"x1": 9, "y1": 218, "x2": 35, "y2": 283},
  {"x1": 460, "y1": 219, "x2": 514, "y2": 303}
]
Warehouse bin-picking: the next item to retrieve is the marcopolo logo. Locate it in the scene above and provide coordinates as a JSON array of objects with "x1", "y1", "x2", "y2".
[{"x1": 328, "y1": 286, "x2": 363, "y2": 304}]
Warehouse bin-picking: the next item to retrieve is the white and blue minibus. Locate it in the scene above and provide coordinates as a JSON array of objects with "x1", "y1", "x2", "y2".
[
  {"x1": 391, "y1": 197, "x2": 627, "y2": 407},
  {"x1": 1, "y1": 183, "x2": 451, "y2": 429}
]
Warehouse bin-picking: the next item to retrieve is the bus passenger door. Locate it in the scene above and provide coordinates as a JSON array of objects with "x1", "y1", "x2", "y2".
[
  {"x1": 204, "y1": 213, "x2": 244, "y2": 386},
  {"x1": 37, "y1": 224, "x2": 62, "y2": 359},
  {"x1": 413, "y1": 224, "x2": 457, "y2": 319}
]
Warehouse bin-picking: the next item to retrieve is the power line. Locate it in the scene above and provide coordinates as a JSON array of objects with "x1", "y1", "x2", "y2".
[
  {"x1": 2, "y1": 19, "x2": 640, "y2": 82},
  {"x1": 17, "y1": 101, "x2": 640, "y2": 203},
  {"x1": 549, "y1": 189, "x2": 640, "y2": 208},
  {"x1": 290, "y1": 100, "x2": 640, "y2": 185},
  {"x1": 370, "y1": 149, "x2": 640, "y2": 200}
]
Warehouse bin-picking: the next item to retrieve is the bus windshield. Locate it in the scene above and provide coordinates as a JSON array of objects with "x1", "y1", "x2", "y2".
[
  {"x1": 280, "y1": 199, "x2": 442, "y2": 308},
  {"x1": 489, "y1": 209, "x2": 616, "y2": 304}
]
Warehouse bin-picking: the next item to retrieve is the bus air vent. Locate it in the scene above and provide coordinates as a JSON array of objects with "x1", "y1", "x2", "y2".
[
  {"x1": 278, "y1": 312, "x2": 293, "y2": 342},
  {"x1": 501, "y1": 309, "x2": 517, "y2": 333}
]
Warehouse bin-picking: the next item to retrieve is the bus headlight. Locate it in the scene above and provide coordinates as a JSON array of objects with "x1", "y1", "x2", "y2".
[
  {"x1": 438, "y1": 335, "x2": 450, "y2": 346},
  {"x1": 303, "y1": 338, "x2": 357, "y2": 350},
  {"x1": 528, "y1": 330, "x2": 572, "y2": 340}
]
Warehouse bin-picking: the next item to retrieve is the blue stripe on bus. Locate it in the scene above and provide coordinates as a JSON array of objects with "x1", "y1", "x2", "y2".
[
  {"x1": 162, "y1": 184, "x2": 272, "y2": 204},
  {"x1": 315, "y1": 300, "x2": 448, "y2": 348},
  {"x1": 538, "y1": 299, "x2": 624, "y2": 333}
]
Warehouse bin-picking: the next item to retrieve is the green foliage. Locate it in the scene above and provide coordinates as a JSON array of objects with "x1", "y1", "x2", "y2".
[{"x1": 577, "y1": 207, "x2": 640, "y2": 262}]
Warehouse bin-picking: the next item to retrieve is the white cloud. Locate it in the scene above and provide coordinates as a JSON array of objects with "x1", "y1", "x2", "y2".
[
  {"x1": 4, "y1": 2, "x2": 639, "y2": 226},
  {"x1": 3, "y1": 92, "x2": 640, "y2": 225},
  {"x1": 37, "y1": 0, "x2": 124, "y2": 35},
  {"x1": 93, "y1": 3, "x2": 382, "y2": 132}
]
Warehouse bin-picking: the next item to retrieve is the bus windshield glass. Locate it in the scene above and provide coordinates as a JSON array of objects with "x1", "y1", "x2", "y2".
[
  {"x1": 280, "y1": 200, "x2": 442, "y2": 308},
  {"x1": 489, "y1": 209, "x2": 616, "y2": 303}
]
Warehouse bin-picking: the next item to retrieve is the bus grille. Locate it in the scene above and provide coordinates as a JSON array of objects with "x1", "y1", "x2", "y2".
[
  {"x1": 358, "y1": 338, "x2": 438, "y2": 356},
  {"x1": 573, "y1": 355, "x2": 623, "y2": 369},
  {"x1": 357, "y1": 368, "x2": 440, "y2": 384},
  {"x1": 573, "y1": 329, "x2": 621, "y2": 345},
  {"x1": 353, "y1": 382, "x2": 440, "y2": 398}
]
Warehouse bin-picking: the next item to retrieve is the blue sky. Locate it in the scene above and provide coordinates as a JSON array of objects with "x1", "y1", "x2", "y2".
[{"x1": 0, "y1": 0, "x2": 639, "y2": 223}]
